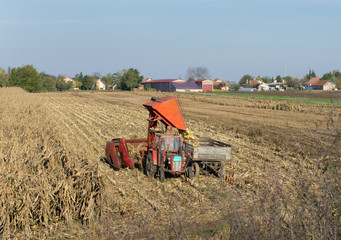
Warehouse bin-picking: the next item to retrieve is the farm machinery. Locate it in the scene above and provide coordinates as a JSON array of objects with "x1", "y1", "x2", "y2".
[{"x1": 105, "y1": 96, "x2": 231, "y2": 181}]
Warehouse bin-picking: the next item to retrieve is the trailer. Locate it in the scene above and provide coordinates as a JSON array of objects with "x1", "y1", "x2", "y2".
[{"x1": 189, "y1": 138, "x2": 232, "y2": 178}]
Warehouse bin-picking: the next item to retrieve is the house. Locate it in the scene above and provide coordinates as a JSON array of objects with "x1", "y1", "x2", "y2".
[
  {"x1": 63, "y1": 77, "x2": 74, "y2": 83},
  {"x1": 171, "y1": 82, "x2": 202, "y2": 92},
  {"x1": 141, "y1": 78, "x2": 186, "y2": 92},
  {"x1": 258, "y1": 83, "x2": 269, "y2": 91},
  {"x1": 213, "y1": 78, "x2": 230, "y2": 91},
  {"x1": 62, "y1": 77, "x2": 79, "y2": 90},
  {"x1": 107, "y1": 84, "x2": 117, "y2": 90},
  {"x1": 94, "y1": 79, "x2": 106, "y2": 90},
  {"x1": 268, "y1": 82, "x2": 286, "y2": 91},
  {"x1": 304, "y1": 77, "x2": 336, "y2": 90},
  {"x1": 241, "y1": 79, "x2": 262, "y2": 89},
  {"x1": 195, "y1": 79, "x2": 213, "y2": 92}
]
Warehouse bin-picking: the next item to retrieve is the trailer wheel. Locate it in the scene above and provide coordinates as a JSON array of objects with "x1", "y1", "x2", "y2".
[
  {"x1": 146, "y1": 153, "x2": 156, "y2": 177},
  {"x1": 219, "y1": 162, "x2": 226, "y2": 179},
  {"x1": 187, "y1": 167, "x2": 194, "y2": 181},
  {"x1": 192, "y1": 162, "x2": 200, "y2": 178},
  {"x1": 158, "y1": 167, "x2": 165, "y2": 182}
]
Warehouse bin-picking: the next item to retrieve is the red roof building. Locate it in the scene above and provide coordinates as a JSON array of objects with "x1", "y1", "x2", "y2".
[
  {"x1": 195, "y1": 79, "x2": 213, "y2": 92},
  {"x1": 304, "y1": 77, "x2": 336, "y2": 90}
]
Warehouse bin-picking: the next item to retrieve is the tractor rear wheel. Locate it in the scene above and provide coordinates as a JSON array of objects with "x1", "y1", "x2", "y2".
[
  {"x1": 158, "y1": 167, "x2": 165, "y2": 182},
  {"x1": 146, "y1": 153, "x2": 156, "y2": 177}
]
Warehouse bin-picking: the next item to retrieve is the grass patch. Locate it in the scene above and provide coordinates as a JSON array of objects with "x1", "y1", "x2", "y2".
[{"x1": 194, "y1": 92, "x2": 341, "y2": 106}]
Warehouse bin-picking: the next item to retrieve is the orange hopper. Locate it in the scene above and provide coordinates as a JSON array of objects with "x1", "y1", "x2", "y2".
[{"x1": 143, "y1": 96, "x2": 186, "y2": 131}]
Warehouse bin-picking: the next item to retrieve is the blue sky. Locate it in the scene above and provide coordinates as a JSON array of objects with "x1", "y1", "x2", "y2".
[{"x1": 0, "y1": 0, "x2": 340, "y2": 82}]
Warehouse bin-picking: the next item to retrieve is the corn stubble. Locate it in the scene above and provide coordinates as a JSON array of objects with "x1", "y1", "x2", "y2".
[
  {"x1": 1, "y1": 88, "x2": 340, "y2": 239},
  {"x1": 0, "y1": 88, "x2": 103, "y2": 238}
]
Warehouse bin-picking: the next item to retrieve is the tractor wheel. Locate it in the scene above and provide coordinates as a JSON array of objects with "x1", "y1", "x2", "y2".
[
  {"x1": 187, "y1": 167, "x2": 194, "y2": 181},
  {"x1": 192, "y1": 162, "x2": 200, "y2": 178},
  {"x1": 146, "y1": 153, "x2": 156, "y2": 177},
  {"x1": 158, "y1": 167, "x2": 165, "y2": 182},
  {"x1": 219, "y1": 162, "x2": 226, "y2": 179}
]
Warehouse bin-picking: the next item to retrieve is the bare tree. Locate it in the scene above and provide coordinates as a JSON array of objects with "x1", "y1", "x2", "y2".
[
  {"x1": 186, "y1": 66, "x2": 210, "y2": 81},
  {"x1": 92, "y1": 72, "x2": 102, "y2": 79}
]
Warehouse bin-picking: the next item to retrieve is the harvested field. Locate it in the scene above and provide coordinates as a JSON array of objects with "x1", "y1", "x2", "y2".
[{"x1": 0, "y1": 88, "x2": 340, "y2": 239}]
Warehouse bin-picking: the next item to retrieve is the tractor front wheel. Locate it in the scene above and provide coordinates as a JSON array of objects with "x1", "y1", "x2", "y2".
[{"x1": 186, "y1": 167, "x2": 194, "y2": 181}]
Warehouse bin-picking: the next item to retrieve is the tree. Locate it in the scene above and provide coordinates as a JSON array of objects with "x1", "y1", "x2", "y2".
[
  {"x1": 283, "y1": 75, "x2": 292, "y2": 82},
  {"x1": 322, "y1": 70, "x2": 341, "y2": 89},
  {"x1": 186, "y1": 66, "x2": 210, "y2": 80},
  {"x1": 233, "y1": 84, "x2": 240, "y2": 91},
  {"x1": 262, "y1": 76, "x2": 271, "y2": 83},
  {"x1": 305, "y1": 69, "x2": 316, "y2": 79},
  {"x1": 144, "y1": 83, "x2": 153, "y2": 91},
  {"x1": 56, "y1": 78, "x2": 72, "y2": 91},
  {"x1": 81, "y1": 75, "x2": 96, "y2": 90},
  {"x1": 286, "y1": 78, "x2": 300, "y2": 89},
  {"x1": 239, "y1": 74, "x2": 253, "y2": 85},
  {"x1": 101, "y1": 73, "x2": 115, "y2": 86},
  {"x1": 256, "y1": 76, "x2": 263, "y2": 82},
  {"x1": 8, "y1": 65, "x2": 42, "y2": 92},
  {"x1": 275, "y1": 75, "x2": 283, "y2": 83},
  {"x1": 74, "y1": 72, "x2": 84, "y2": 83},
  {"x1": 112, "y1": 72, "x2": 122, "y2": 85},
  {"x1": 92, "y1": 72, "x2": 101, "y2": 79},
  {"x1": 40, "y1": 72, "x2": 57, "y2": 92},
  {"x1": 118, "y1": 68, "x2": 143, "y2": 90},
  {"x1": 0, "y1": 67, "x2": 5, "y2": 87}
]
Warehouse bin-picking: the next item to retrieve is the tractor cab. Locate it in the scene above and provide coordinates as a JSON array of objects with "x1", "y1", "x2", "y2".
[
  {"x1": 155, "y1": 134, "x2": 181, "y2": 153},
  {"x1": 150, "y1": 134, "x2": 185, "y2": 172}
]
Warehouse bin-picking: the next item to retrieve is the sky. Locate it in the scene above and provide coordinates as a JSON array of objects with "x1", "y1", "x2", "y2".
[{"x1": 0, "y1": 0, "x2": 340, "y2": 82}]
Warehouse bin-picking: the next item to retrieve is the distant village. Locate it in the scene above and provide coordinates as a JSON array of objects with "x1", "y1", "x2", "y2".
[
  {"x1": 63, "y1": 76, "x2": 337, "y2": 92},
  {"x1": 1, "y1": 65, "x2": 339, "y2": 93}
]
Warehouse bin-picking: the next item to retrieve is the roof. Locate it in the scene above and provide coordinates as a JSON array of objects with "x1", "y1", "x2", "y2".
[
  {"x1": 239, "y1": 88, "x2": 258, "y2": 92},
  {"x1": 141, "y1": 78, "x2": 184, "y2": 83},
  {"x1": 195, "y1": 79, "x2": 211, "y2": 82},
  {"x1": 249, "y1": 80, "x2": 261, "y2": 86},
  {"x1": 171, "y1": 82, "x2": 200, "y2": 89},
  {"x1": 63, "y1": 77, "x2": 74, "y2": 82},
  {"x1": 213, "y1": 79, "x2": 230, "y2": 86},
  {"x1": 305, "y1": 77, "x2": 331, "y2": 86}
]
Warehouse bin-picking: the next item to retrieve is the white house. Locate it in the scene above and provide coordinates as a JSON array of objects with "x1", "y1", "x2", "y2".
[
  {"x1": 95, "y1": 79, "x2": 106, "y2": 90},
  {"x1": 258, "y1": 83, "x2": 269, "y2": 91}
]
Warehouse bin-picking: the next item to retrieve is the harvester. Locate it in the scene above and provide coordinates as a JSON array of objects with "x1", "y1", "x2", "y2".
[
  {"x1": 105, "y1": 96, "x2": 232, "y2": 181},
  {"x1": 105, "y1": 96, "x2": 193, "y2": 181}
]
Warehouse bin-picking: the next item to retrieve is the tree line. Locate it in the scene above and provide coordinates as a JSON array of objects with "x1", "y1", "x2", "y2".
[
  {"x1": 1, "y1": 65, "x2": 341, "y2": 93},
  {"x1": 0, "y1": 65, "x2": 144, "y2": 92}
]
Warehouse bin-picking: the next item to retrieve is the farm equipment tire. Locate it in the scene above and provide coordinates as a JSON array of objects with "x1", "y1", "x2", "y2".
[
  {"x1": 219, "y1": 162, "x2": 226, "y2": 179},
  {"x1": 192, "y1": 162, "x2": 200, "y2": 178},
  {"x1": 186, "y1": 167, "x2": 194, "y2": 181},
  {"x1": 158, "y1": 167, "x2": 165, "y2": 182},
  {"x1": 110, "y1": 155, "x2": 121, "y2": 170},
  {"x1": 146, "y1": 153, "x2": 156, "y2": 177}
]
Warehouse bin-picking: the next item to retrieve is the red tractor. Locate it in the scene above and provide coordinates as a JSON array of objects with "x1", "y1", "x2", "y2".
[{"x1": 105, "y1": 96, "x2": 193, "y2": 182}]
